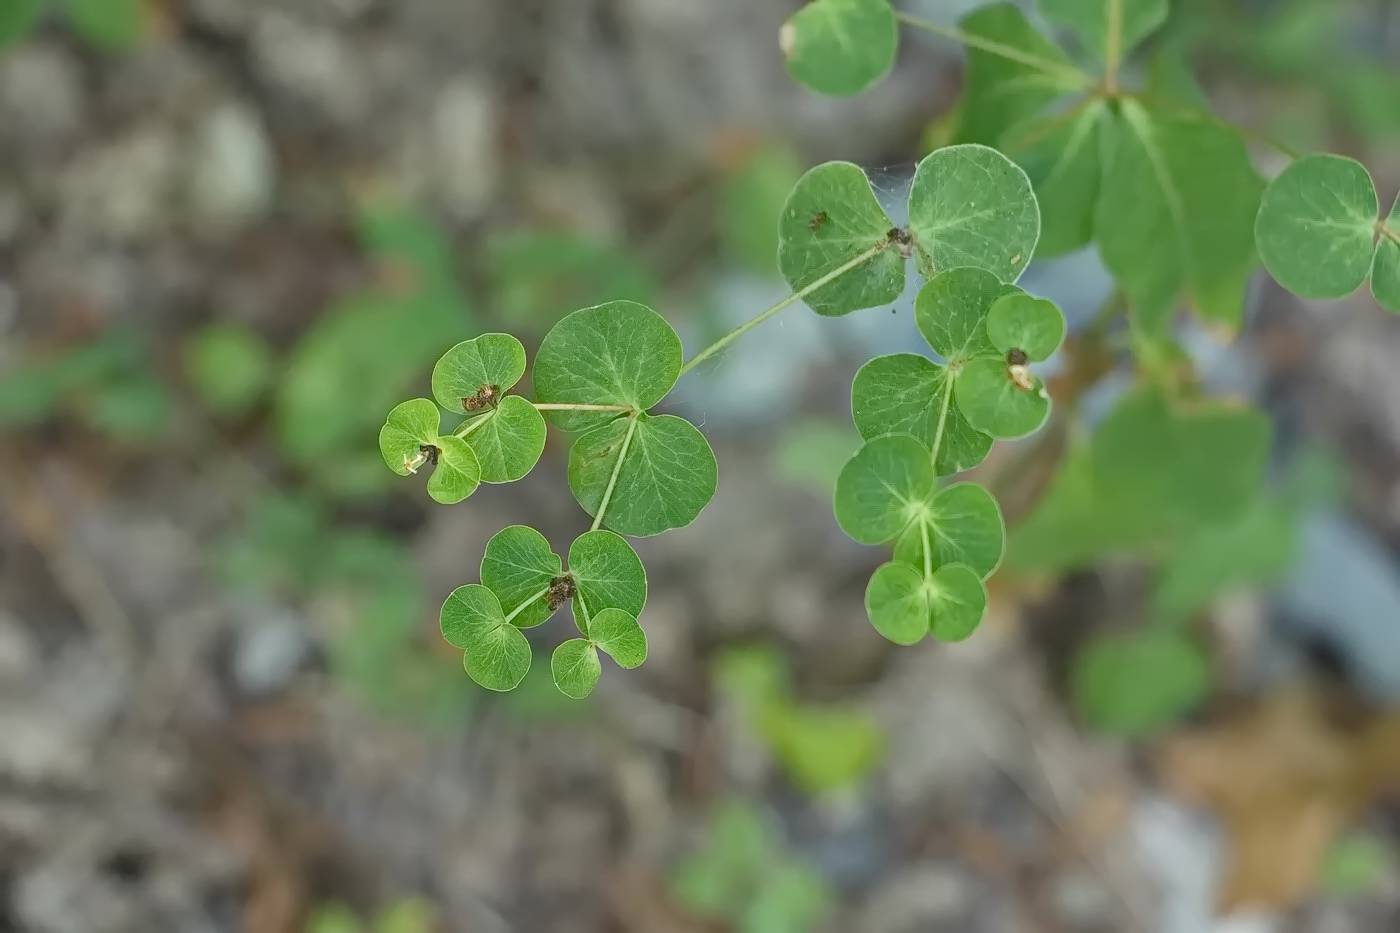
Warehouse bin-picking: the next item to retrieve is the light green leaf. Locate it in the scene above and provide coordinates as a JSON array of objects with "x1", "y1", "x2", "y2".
[
  {"x1": 777, "y1": 161, "x2": 904, "y2": 317},
  {"x1": 833, "y1": 434, "x2": 935, "y2": 545},
  {"x1": 914, "y1": 267, "x2": 1018, "y2": 363},
  {"x1": 723, "y1": 140, "x2": 804, "y2": 276},
  {"x1": 985, "y1": 293, "x2": 1065, "y2": 360},
  {"x1": 865, "y1": 561, "x2": 929, "y2": 645},
  {"x1": 65, "y1": 0, "x2": 145, "y2": 50},
  {"x1": 671, "y1": 800, "x2": 775, "y2": 915},
  {"x1": 430, "y1": 333, "x2": 527, "y2": 414},
  {"x1": 439, "y1": 584, "x2": 532, "y2": 691},
  {"x1": 741, "y1": 862, "x2": 832, "y2": 933},
  {"x1": 1039, "y1": 0, "x2": 1167, "y2": 63},
  {"x1": 0, "y1": 0, "x2": 45, "y2": 50},
  {"x1": 850, "y1": 354, "x2": 993, "y2": 475},
  {"x1": 907, "y1": 144, "x2": 1040, "y2": 283},
  {"x1": 532, "y1": 301, "x2": 682, "y2": 431},
  {"x1": 183, "y1": 321, "x2": 274, "y2": 417},
  {"x1": 375, "y1": 898, "x2": 437, "y2": 933},
  {"x1": 1319, "y1": 831, "x2": 1392, "y2": 896},
  {"x1": 489, "y1": 229, "x2": 656, "y2": 327},
  {"x1": 762, "y1": 704, "x2": 886, "y2": 793},
  {"x1": 929, "y1": 482, "x2": 1005, "y2": 578},
  {"x1": 588, "y1": 607, "x2": 647, "y2": 668},
  {"x1": 1372, "y1": 196, "x2": 1400, "y2": 312},
  {"x1": 1096, "y1": 101, "x2": 1263, "y2": 331},
  {"x1": 463, "y1": 395, "x2": 546, "y2": 483},
  {"x1": 569, "y1": 530, "x2": 647, "y2": 620},
  {"x1": 1073, "y1": 630, "x2": 1208, "y2": 736},
  {"x1": 771, "y1": 420, "x2": 863, "y2": 495},
  {"x1": 780, "y1": 0, "x2": 897, "y2": 98},
  {"x1": 378, "y1": 398, "x2": 440, "y2": 475},
  {"x1": 568, "y1": 414, "x2": 717, "y2": 537},
  {"x1": 1002, "y1": 100, "x2": 1107, "y2": 257},
  {"x1": 425, "y1": 436, "x2": 481, "y2": 504},
  {"x1": 955, "y1": 357, "x2": 1052, "y2": 438},
  {"x1": 1255, "y1": 154, "x2": 1379, "y2": 301},
  {"x1": 927, "y1": 564, "x2": 987, "y2": 642},
  {"x1": 480, "y1": 525, "x2": 561, "y2": 629},
  {"x1": 551, "y1": 639, "x2": 601, "y2": 699}
]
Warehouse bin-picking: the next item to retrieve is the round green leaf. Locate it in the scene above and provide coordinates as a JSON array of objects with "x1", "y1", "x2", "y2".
[
  {"x1": 588, "y1": 607, "x2": 647, "y2": 669},
  {"x1": 431, "y1": 333, "x2": 528, "y2": 414},
  {"x1": 568, "y1": 414, "x2": 717, "y2": 537},
  {"x1": 927, "y1": 564, "x2": 987, "y2": 642},
  {"x1": 898, "y1": 482, "x2": 1007, "y2": 579},
  {"x1": 832, "y1": 434, "x2": 935, "y2": 545},
  {"x1": 778, "y1": 162, "x2": 904, "y2": 317},
  {"x1": 1373, "y1": 197, "x2": 1400, "y2": 313},
  {"x1": 780, "y1": 0, "x2": 897, "y2": 98},
  {"x1": 907, "y1": 144, "x2": 1040, "y2": 283},
  {"x1": 184, "y1": 322, "x2": 274, "y2": 417},
  {"x1": 463, "y1": 394, "x2": 546, "y2": 483},
  {"x1": 851, "y1": 354, "x2": 993, "y2": 475},
  {"x1": 865, "y1": 561, "x2": 928, "y2": 645},
  {"x1": 915, "y1": 268, "x2": 1019, "y2": 364},
  {"x1": 1073, "y1": 631, "x2": 1208, "y2": 736},
  {"x1": 1255, "y1": 154, "x2": 1379, "y2": 300},
  {"x1": 425, "y1": 435, "x2": 481, "y2": 504},
  {"x1": 985, "y1": 293, "x2": 1065, "y2": 361},
  {"x1": 440, "y1": 584, "x2": 532, "y2": 691},
  {"x1": 480, "y1": 525, "x2": 562, "y2": 629},
  {"x1": 378, "y1": 397, "x2": 440, "y2": 475},
  {"x1": 569, "y1": 530, "x2": 647, "y2": 619},
  {"x1": 955, "y1": 357, "x2": 1052, "y2": 439},
  {"x1": 532, "y1": 301, "x2": 682, "y2": 432},
  {"x1": 552, "y1": 639, "x2": 602, "y2": 699}
]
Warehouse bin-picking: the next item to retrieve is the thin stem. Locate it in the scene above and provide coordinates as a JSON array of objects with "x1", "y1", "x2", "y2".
[
  {"x1": 453, "y1": 410, "x2": 495, "y2": 438},
  {"x1": 1104, "y1": 0, "x2": 1123, "y2": 95},
  {"x1": 929, "y1": 369, "x2": 955, "y2": 470},
  {"x1": 1377, "y1": 222, "x2": 1400, "y2": 247},
  {"x1": 590, "y1": 415, "x2": 640, "y2": 532},
  {"x1": 504, "y1": 586, "x2": 551, "y2": 625},
  {"x1": 894, "y1": 10, "x2": 1095, "y2": 89},
  {"x1": 679, "y1": 241, "x2": 890, "y2": 378},
  {"x1": 920, "y1": 518, "x2": 933, "y2": 582},
  {"x1": 533, "y1": 403, "x2": 635, "y2": 412}
]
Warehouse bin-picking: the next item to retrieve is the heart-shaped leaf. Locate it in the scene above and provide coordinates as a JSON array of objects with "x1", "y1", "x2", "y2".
[
  {"x1": 850, "y1": 354, "x2": 992, "y2": 475},
  {"x1": 1004, "y1": 99, "x2": 1109, "y2": 257},
  {"x1": 778, "y1": 162, "x2": 904, "y2": 317},
  {"x1": 569, "y1": 530, "x2": 647, "y2": 620},
  {"x1": 588, "y1": 607, "x2": 647, "y2": 669},
  {"x1": 896, "y1": 483, "x2": 1005, "y2": 578},
  {"x1": 532, "y1": 300, "x2": 683, "y2": 432},
  {"x1": 425, "y1": 435, "x2": 481, "y2": 504},
  {"x1": 907, "y1": 144, "x2": 1040, "y2": 283},
  {"x1": 568, "y1": 413, "x2": 717, "y2": 537},
  {"x1": 440, "y1": 584, "x2": 532, "y2": 691},
  {"x1": 431, "y1": 333, "x2": 528, "y2": 414},
  {"x1": 480, "y1": 525, "x2": 562, "y2": 629},
  {"x1": 551, "y1": 639, "x2": 601, "y2": 699},
  {"x1": 926, "y1": 563, "x2": 987, "y2": 642},
  {"x1": 378, "y1": 398, "x2": 440, "y2": 475},
  {"x1": 865, "y1": 560, "x2": 928, "y2": 645},
  {"x1": 780, "y1": 0, "x2": 898, "y2": 97},
  {"x1": 463, "y1": 394, "x2": 547, "y2": 483},
  {"x1": 915, "y1": 268, "x2": 1019, "y2": 364},
  {"x1": 955, "y1": 357, "x2": 1052, "y2": 439},
  {"x1": 985, "y1": 293, "x2": 1065, "y2": 360},
  {"x1": 833, "y1": 434, "x2": 935, "y2": 545}
]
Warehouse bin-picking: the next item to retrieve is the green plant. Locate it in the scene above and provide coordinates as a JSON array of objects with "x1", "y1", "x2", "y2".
[
  {"x1": 374, "y1": 0, "x2": 1386, "y2": 701},
  {"x1": 0, "y1": 0, "x2": 146, "y2": 52},
  {"x1": 306, "y1": 896, "x2": 437, "y2": 933}
]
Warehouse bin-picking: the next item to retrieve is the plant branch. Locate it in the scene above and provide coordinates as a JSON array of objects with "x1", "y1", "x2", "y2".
[
  {"x1": 679, "y1": 241, "x2": 890, "y2": 378},
  {"x1": 894, "y1": 10, "x2": 1095, "y2": 89},
  {"x1": 1104, "y1": 0, "x2": 1123, "y2": 94},
  {"x1": 590, "y1": 414, "x2": 640, "y2": 532},
  {"x1": 1377, "y1": 221, "x2": 1400, "y2": 247},
  {"x1": 504, "y1": 586, "x2": 552, "y2": 625},
  {"x1": 920, "y1": 518, "x2": 933, "y2": 581},
  {"x1": 929, "y1": 369, "x2": 955, "y2": 469}
]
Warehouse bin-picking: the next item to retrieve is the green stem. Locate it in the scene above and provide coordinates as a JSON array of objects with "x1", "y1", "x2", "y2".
[
  {"x1": 504, "y1": 585, "x2": 551, "y2": 625},
  {"x1": 1104, "y1": 0, "x2": 1122, "y2": 95},
  {"x1": 1121, "y1": 92, "x2": 1300, "y2": 160},
  {"x1": 928, "y1": 369, "x2": 955, "y2": 470},
  {"x1": 1377, "y1": 222, "x2": 1400, "y2": 247},
  {"x1": 920, "y1": 517, "x2": 933, "y2": 582},
  {"x1": 678, "y1": 242, "x2": 890, "y2": 377},
  {"x1": 453, "y1": 411, "x2": 495, "y2": 438},
  {"x1": 533, "y1": 403, "x2": 634, "y2": 412},
  {"x1": 894, "y1": 10, "x2": 1095, "y2": 89},
  {"x1": 590, "y1": 415, "x2": 640, "y2": 532}
]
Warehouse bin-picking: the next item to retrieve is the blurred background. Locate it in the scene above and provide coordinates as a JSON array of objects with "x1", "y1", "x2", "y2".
[{"x1": 3, "y1": 0, "x2": 1400, "y2": 931}]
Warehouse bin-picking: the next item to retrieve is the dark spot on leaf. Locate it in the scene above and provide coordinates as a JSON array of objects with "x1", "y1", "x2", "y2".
[
  {"x1": 887, "y1": 226, "x2": 915, "y2": 259},
  {"x1": 419, "y1": 443, "x2": 440, "y2": 466},
  {"x1": 1007, "y1": 348, "x2": 1029, "y2": 367},
  {"x1": 546, "y1": 574, "x2": 577, "y2": 610},
  {"x1": 808, "y1": 211, "x2": 827, "y2": 231},
  {"x1": 463, "y1": 384, "x2": 501, "y2": 412}
]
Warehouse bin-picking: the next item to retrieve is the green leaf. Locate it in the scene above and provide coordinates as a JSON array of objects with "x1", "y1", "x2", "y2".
[
  {"x1": 588, "y1": 607, "x2": 647, "y2": 668},
  {"x1": 927, "y1": 564, "x2": 988, "y2": 642},
  {"x1": 65, "y1": 0, "x2": 145, "y2": 50},
  {"x1": 898, "y1": 483, "x2": 1005, "y2": 578},
  {"x1": 85, "y1": 373, "x2": 172, "y2": 441},
  {"x1": 567, "y1": 413, "x2": 718, "y2": 537},
  {"x1": 1095, "y1": 101, "x2": 1263, "y2": 331},
  {"x1": 985, "y1": 293, "x2": 1065, "y2": 360},
  {"x1": 865, "y1": 561, "x2": 929, "y2": 645},
  {"x1": 907, "y1": 144, "x2": 1040, "y2": 283},
  {"x1": 832, "y1": 434, "x2": 935, "y2": 545},
  {"x1": 914, "y1": 267, "x2": 1018, "y2": 364},
  {"x1": 425, "y1": 436, "x2": 481, "y2": 504},
  {"x1": 1374, "y1": 199, "x2": 1400, "y2": 313},
  {"x1": 462, "y1": 395, "x2": 546, "y2": 483},
  {"x1": 378, "y1": 398, "x2": 441, "y2": 475},
  {"x1": 762, "y1": 704, "x2": 886, "y2": 793},
  {"x1": 532, "y1": 301, "x2": 682, "y2": 431},
  {"x1": 777, "y1": 162, "x2": 904, "y2": 317},
  {"x1": 955, "y1": 357, "x2": 1052, "y2": 438},
  {"x1": 1319, "y1": 831, "x2": 1392, "y2": 897},
  {"x1": 1039, "y1": 0, "x2": 1167, "y2": 63},
  {"x1": 1255, "y1": 154, "x2": 1379, "y2": 301},
  {"x1": 551, "y1": 639, "x2": 601, "y2": 699},
  {"x1": 850, "y1": 354, "x2": 993, "y2": 475},
  {"x1": 439, "y1": 585, "x2": 532, "y2": 691},
  {"x1": 184, "y1": 322, "x2": 274, "y2": 418},
  {"x1": 671, "y1": 801, "x2": 775, "y2": 915},
  {"x1": 780, "y1": 0, "x2": 897, "y2": 98},
  {"x1": 1073, "y1": 630, "x2": 1208, "y2": 736},
  {"x1": 1001, "y1": 101, "x2": 1107, "y2": 257},
  {"x1": 569, "y1": 530, "x2": 647, "y2": 620},
  {"x1": 741, "y1": 862, "x2": 832, "y2": 933},
  {"x1": 0, "y1": 0, "x2": 44, "y2": 49},
  {"x1": 430, "y1": 333, "x2": 528, "y2": 414},
  {"x1": 723, "y1": 141, "x2": 804, "y2": 276},
  {"x1": 480, "y1": 525, "x2": 562, "y2": 629},
  {"x1": 374, "y1": 898, "x2": 437, "y2": 933},
  {"x1": 489, "y1": 229, "x2": 656, "y2": 327},
  {"x1": 771, "y1": 420, "x2": 863, "y2": 495}
]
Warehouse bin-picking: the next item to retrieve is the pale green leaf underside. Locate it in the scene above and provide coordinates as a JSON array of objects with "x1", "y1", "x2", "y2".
[
  {"x1": 782, "y1": 0, "x2": 897, "y2": 98},
  {"x1": 568, "y1": 414, "x2": 717, "y2": 537},
  {"x1": 552, "y1": 639, "x2": 601, "y2": 699},
  {"x1": 833, "y1": 433, "x2": 935, "y2": 544},
  {"x1": 440, "y1": 584, "x2": 532, "y2": 691},
  {"x1": 464, "y1": 395, "x2": 547, "y2": 483},
  {"x1": 778, "y1": 161, "x2": 903, "y2": 316},
  {"x1": 480, "y1": 524, "x2": 561, "y2": 629},
  {"x1": 850, "y1": 354, "x2": 992, "y2": 475},
  {"x1": 569, "y1": 530, "x2": 647, "y2": 619},
  {"x1": 956, "y1": 358, "x2": 1052, "y2": 439},
  {"x1": 431, "y1": 333, "x2": 527, "y2": 413}
]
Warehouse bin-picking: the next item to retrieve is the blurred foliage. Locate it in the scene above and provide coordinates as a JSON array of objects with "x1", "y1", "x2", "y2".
[
  {"x1": 671, "y1": 799, "x2": 832, "y2": 933},
  {"x1": 488, "y1": 229, "x2": 655, "y2": 330},
  {"x1": 184, "y1": 321, "x2": 275, "y2": 419},
  {"x1": 769, "y1": 419, "x2": 862, "y2": 497},
  {"x1": 305, "y1": 896, "x2": 437, "y2": 933},
  {"x1": 721, "y1": 140, "x2": 804, "y2": 277},
  {"x1": 0, "y1": 0, "x2": 146, "y2": 52},
  {"x1": 1073, "y1": 629, "x2": 1210, "y2": 736},
  {"x1": 1319, "y1": 830, "x2": 1393, "y2": 897}
]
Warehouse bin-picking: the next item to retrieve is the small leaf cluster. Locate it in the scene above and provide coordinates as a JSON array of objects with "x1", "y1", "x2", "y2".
[{"x1": 0, "y1": 0, "x2": 146, "y2": 52}]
